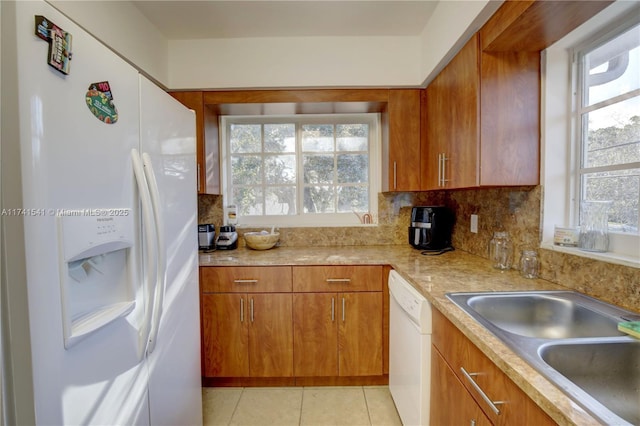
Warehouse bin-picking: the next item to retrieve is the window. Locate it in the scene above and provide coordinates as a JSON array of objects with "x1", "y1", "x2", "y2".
[
  {"x1": 574, "y1": 22, "x2": 640, "y2": 236},
  {"x1": 220, "y1": 114, "x2": 380, "y2": 227},
  {"x1": 542, "y1": 3, "x2": 640, "y2": 265}
]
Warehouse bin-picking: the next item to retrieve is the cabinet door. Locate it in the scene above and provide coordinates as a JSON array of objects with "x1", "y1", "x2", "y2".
[
  {"x1": 431, "y1": 346, "x2": 491, "y2": 426},
  {"x1": 338, "y1": 292, "x2": 383, "y2": 376},
  {"x1": 388, "y1": 89, "x2": 422, "y2": 191},
  {"x1": 248, "y1": 293, "x2": 294, "y2": 377},
  {"x1": 169, "y1": 91, "x2": 220, "y2": 194},
  {"x1": 447, "y1": 34, "x2": 480, "y2": 189},
  {"x1": 424, "y1": 78, "x2": 448, "y2": 190},
  {"x1": 293, "y1": 293, "x2": 338, "y2": 377},
  {"x1": 202, "y1": 294, "x2": 249, "y2": 377}
]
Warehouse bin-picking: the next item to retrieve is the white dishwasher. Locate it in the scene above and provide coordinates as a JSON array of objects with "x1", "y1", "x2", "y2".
[{"x1": 388, "y1": 270, "x2": 432, "y2": 426}]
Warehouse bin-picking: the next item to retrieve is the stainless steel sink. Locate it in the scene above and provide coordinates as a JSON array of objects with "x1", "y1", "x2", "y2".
[
  {"x1": 539, "y1": 340, "x2": 640, "y2": 425},
  {"x1": 446, "y1": 291, "x2": 640, "y2": 425},
  {"x1": 464, "y1": 292, "x2": 624, "y2": 338}
]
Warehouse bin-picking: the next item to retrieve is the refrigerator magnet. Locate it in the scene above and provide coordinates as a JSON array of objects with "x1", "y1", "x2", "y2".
[
  {"x1": 86, "y1": 81, "x2": 118, "y2": 124},
  {"x1": 34, "y1": 15, "x2": 72, "y2": 75}
]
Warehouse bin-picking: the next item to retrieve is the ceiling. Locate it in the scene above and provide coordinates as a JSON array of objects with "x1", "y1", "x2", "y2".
[{"x1": 132, "y1": 1, "x2": 439, "y2": 40}]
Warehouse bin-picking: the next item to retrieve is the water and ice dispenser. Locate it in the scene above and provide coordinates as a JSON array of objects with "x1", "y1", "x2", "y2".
[{"x1": 57, "y1": 210, "x2": 136, "y2": 348}]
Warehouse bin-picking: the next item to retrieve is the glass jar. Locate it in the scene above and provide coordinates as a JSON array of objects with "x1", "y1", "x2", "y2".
[
  {"x1": 578, "y1": 201, "x2": 611, "y2": 252},
  {"x1": 520, "y1": 250, "x2": 539, "y2": 279},
  {"x1": 489, "y1": 231, "x2": 513, "y2": 270}
]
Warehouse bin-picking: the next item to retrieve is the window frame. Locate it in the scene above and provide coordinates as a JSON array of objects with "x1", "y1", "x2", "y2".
[
  {"x1": 219, "y1": 113, "x2": 381, "y2": 228},
  {"x1": 541, "y1": 1, "x2": 640, "y2": 267}
]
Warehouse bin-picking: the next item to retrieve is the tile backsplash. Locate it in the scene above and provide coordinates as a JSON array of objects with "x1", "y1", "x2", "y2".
[{"x1": 198, "y1": 187, "x2": 638, "y2": 312}]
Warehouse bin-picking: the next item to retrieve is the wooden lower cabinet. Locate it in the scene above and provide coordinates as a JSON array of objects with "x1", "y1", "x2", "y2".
[
  {"x1": 431, "y1": 346, "x2": 491, "y2": 426},
  {"x1": 201, "y1": 265, "x2": 385, "y2": 384},
  {"x1": 293, "y1": 292, "x2": 383, "y2": 377},
  {"x1": 432, "y1": 309, "x2": 556, "y2": 425},
  {"x1": 202, "y1": 293, "x2": 293, "y2": 378}
]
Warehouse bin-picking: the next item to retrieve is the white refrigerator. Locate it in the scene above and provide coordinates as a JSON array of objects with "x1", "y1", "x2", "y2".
[{"x1": 1, "y1": 1, "x2": 203, "y2": 425}]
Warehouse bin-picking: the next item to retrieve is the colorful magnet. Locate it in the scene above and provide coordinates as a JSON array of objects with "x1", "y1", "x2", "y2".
[
  {"x1": 35, "y1": 15, "x2": 72, "y2": 75},
  {"x1": 86, "y1": 81, "x2": 118, "y2": 124}
]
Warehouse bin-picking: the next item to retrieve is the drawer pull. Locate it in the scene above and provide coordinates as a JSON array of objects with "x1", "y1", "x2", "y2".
[
  {"x1": 326, "y1": 278, "x2": 351, "y2": 283},
  {"x1": 460, "y1": 367, "x2": 505, "y2": 415},
  {"x1": 240, "y1": 298, "x2": 244, "y2": 323},
  {"x1": 234, "y1": 279, "x2": 258, "y2": 284}
]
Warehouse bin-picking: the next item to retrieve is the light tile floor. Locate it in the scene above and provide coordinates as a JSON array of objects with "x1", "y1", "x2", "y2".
[{"x1": 202, "y1": 386, "x2": 402, "y2": 426}]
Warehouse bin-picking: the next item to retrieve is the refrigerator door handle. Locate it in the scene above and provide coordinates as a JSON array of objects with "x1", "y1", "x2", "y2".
[
  {"x1": 142, "y1": 152, "x2": 166, "y2": 354},
  {"x1": 131, "y1": 149, "x2": 158, "y2": 359}
]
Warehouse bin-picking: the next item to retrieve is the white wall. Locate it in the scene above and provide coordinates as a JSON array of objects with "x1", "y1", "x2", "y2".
[
  {"x1": 44, "y1": 0, "x2": 502, "y2": 90},
  {"x1": 168, "y1": 36, "x2": 421, "y2": 89},
  {"x1": 167, "y1": 2, "x2": 502, "y2": 90},
  {"x1": 48, "y1": 0, "x2": 169, "y2": 86},
  {"x1": 419, "y1": 0, "x2": 503, "y2": 85}
]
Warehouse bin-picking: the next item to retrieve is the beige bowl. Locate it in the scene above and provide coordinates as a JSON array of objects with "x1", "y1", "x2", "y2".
[{"x1": 243, "y1": 232, "x2": 280, "y2": 250}]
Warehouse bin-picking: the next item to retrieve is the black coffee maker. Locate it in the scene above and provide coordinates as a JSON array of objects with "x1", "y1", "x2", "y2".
[{"x1": 408, "y1": 206, "x2": 454, "y2": 251}]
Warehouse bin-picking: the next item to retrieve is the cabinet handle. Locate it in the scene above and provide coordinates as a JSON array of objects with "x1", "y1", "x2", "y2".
[
  {"x1": 441, "y1": 153, "x2": 448, "y2": 186},
  {"x1": 234, "y1": 279, "x2": 259, "y2": 284},
  {"x1": 331, "y1": 297, "x2": 335, "y2": 322},
  {"x1": 470, "y1": 420, "x2": 476, "y2": 426},
  {"x1": 197, "y1": 163, "x2": 201, "y2": 192},
  {"x1": 437, "y1": 153, "x2": 442, "y2": 187},
  {"x1": 250, "y1": 298, "x2": 254, "y2": 323},
  {"x1": 326, "y1": 278, "x2": 351, "y2": 283},
  {"x1": 342, "y1": 298, "x2": 346, "y2": 322},
  {"x1": 240, "y1": 298, "x2": 244, "y2": 323},
  {"x1": 460, "y1": 367, "x2": 505, "y2": 415},
  {"x1": 393, "y1": 161, "x2": 398, "y2": 190}
]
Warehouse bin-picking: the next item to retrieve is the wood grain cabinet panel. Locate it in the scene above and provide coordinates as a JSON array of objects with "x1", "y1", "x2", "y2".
[
  {"x1": 423, "y1": 31, "x2": 540, "y2": 189},
  {"x1": 292, "y1": 266, "x2": 384, "y2": 378},
  {"x1": 201, "y1": 293, "x2": 293, "y2": 378},
  {"x1": 386, "y1": 89, "x2": 422, "y2": 191},
  {"x1": 431, "y1": 346, "x2": 492, "y2": 426},
  {"x1": 201, "y1": 266, "x2": 292, "y2": 293},
  {"x1": 168, "y1": 91, "x2": 220, "y2": 194},
  {"x1": 432, "y1": 309, "x2": 555, "y2": 426},
  {"x1": 292, "y1": 265, "x2": 383, "y2": 292}
]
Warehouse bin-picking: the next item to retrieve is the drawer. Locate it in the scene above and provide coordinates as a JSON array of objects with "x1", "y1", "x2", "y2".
[
  {"x1": 292, "y1": 265, "x2": 383, "y2": 292},
  {"x1": 200, "y1": 266, "x2": 292, "y2": 293}
]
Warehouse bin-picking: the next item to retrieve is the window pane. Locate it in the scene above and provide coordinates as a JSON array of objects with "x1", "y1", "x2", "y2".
[
  {"x1": 337, "y1": 124, "x2": 368, "y2": 151},
  {"x1": 265, "y1": 154, "x2": 296, "y2": 184},
  {"x1": 585, "y1": 23, "x2": 640, "y2": 106},
  {"x1": 231, "y1": 155, "x2": 262, "y2": 185},
  {"x1": 582, "y1": 168, "x2": 639, "y2": 233},
  {"x1": 582, "y1": 98, "x2": 640, "y2": 168},
  {"x1": 337, "y1": 154, "x2": 368, "y2": 183},
  {"x1": 338, "y1": 186, "x2": 369, "y2": 213},
  {"x1": 303, "y1": 154, "x2": 334, "y2": 184},
  {"x1": 230, "y1": 124, "x2": 261, "y2": 153},
  {"x1": 233, "y1": 187, "x2": 263, "y2": 216},
  {"x1": 302, "y1": 124, "x2": 334, "y2": 151},
  {"x1": 265, "y1": 124, "x2": 295, "y2": 153},
  {"x1": 265, "y1": 187, "x2": 296, "y2": 215},
  {"x1": 303, "y1": 186, "x2": 335, "y2": 213}
]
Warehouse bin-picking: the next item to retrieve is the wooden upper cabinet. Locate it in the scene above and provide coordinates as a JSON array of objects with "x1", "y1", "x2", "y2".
[
  {"x1": 386, "y1": 89, "x2": 422, "y2": 191},
  {"x1": 168, "y1": 91, "x2": 220, "y2": 194},
  {"x1": 424, "y1": 35, "x2": 480, "y2": 190},
  {"x1": 424, "y1": 31, "x2": 540, "y2": 189}
]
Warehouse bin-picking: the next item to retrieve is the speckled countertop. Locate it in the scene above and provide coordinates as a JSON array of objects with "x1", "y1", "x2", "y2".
[{"x1": 200, "y1": 245, "x2": 613, "y2": 426}]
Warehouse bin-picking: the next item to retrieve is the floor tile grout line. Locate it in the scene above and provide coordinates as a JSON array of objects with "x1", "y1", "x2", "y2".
[
  {"x1": 361, "y1": 386, "x2": 373, "y2": 426},
  {"x1": 227, "y1": 386, "x2": 244, "y2": 426}
]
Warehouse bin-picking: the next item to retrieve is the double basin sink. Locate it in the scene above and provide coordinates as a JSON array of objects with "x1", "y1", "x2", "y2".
[{"x1": 446, "y1": 291, "x2": 640, "y2": 425}]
